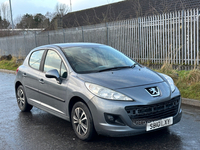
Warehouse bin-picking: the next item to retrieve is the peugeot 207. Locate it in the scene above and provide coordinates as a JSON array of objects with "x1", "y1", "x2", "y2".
[{"x1": 15, "y1": 43, "x2": 182, "y2": 141}]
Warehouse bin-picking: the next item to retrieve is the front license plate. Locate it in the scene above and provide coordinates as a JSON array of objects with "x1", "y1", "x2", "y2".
[{"x1": 146, "y1": 117, "x2": 173, "y2": 131}]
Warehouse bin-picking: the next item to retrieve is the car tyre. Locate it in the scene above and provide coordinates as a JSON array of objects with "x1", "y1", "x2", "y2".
[
  {"x1": 16, "y1": 85, "x2": 33, "y2": 112},
  {"x1": 71, "y1": 102, "x2": 96, "y2": 141}
]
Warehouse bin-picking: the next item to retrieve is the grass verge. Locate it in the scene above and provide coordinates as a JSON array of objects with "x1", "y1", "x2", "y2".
[
  {"x1": 0, "y1": 57, "x2": 21, "y2": 71},
  {"x1": 156, "y1": 63, "x2": 200, "y2": 101}
]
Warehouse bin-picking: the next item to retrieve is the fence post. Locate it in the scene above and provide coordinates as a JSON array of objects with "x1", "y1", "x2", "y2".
[
  {"x1": 197, "y1": 8, "x2": 199, "y2": 65},
  {"x1": 106, "y1": 23, "x2": 109, "y2": 45},
  {"x1": 81, "y1": 26, "x2": 84, "y2": 42},
  {"x1": 63, "y1": 29, "x2": 65, "y2": 43},
  {"x1": 14, "y1": 35, "x2": 17, "y2": 57},
  {"x1": 48, "y1": 31, "x2": 50, "y2": 44},
  {"x1": 138, "y1": 17, "x2": 141, "y2": 61},
  {"x1": 6, "y1": 37, "x2": 8, "y2": 55},
  {"x1": 35, "y1": 31, "x2": 37, "y2": 47},
  {"x1": 23, "y1": 31, "x2": 26, "y2": 55}
]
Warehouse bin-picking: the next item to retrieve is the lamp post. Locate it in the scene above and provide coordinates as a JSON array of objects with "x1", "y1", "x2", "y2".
[
  {"x1": 70, "y1": 0, "x2": 72, "y2": 12},
  {"x1": 9, "y1": 0, "x2": 14, "y2": 31}
]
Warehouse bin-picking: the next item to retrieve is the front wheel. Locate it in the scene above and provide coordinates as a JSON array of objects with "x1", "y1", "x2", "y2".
[
  {"x1": 71, "y1": 102, "x2": 96, "y2": 141},
  {"x1": 16, "y1": 85, "x2": 33, "y2": 112}
]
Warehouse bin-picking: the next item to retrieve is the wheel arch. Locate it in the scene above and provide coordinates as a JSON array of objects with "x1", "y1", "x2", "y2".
[
  {"x1": 15, "y1": 81, "x2": 23, "y2": 94},
  {"x1": 68, "y1": 96, "x2": 90, "y2": 122}
]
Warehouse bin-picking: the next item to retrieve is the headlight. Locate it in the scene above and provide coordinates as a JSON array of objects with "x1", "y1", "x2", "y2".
[
  {"x1": 85, "y1": 82, "x2": 132, "y2": 101},
  {"x1": 162, "y1": 74, "x2": 176, "y2": 92}
]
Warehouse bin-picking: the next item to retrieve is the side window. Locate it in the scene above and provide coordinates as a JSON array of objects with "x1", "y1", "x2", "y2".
[
  {"x1": 29, "y1": 50, "x2": 45, "y2": 70},
  {"x1": 44, "y1": 50, "x2": 61, "y2": 73}
]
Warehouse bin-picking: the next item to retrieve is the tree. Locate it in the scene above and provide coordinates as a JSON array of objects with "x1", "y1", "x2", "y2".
[
  {"x1": 0, "y1": 16, "x2": 10, "y2": 37},
  {"x1": 54, "y1": 3, "x2": 69, "y2": 28},
  {"x1": 16, "y1": 13, "x2": 50, "y2": 29},
  {"x1": 1, "y1": 3, "x2": 10, "y2": 21},
  {"x1": 55, "y1": 3, "x2": 69, "y2": 16},
  {"x1": 16, "y1": 13, "x2": 34, "y2": 28},
  {"x1": 0, "y1": 16, "x2": 10, "y2": 28},
  {"x1": 14, "y1": 15, "x2": 22, "y2": 26},
  {"x1": 45, "y1": 11, "x2": 56, "y2": 22},
  {"x1": 34, "y1": 13, "x2": 49, "y2": 28}
]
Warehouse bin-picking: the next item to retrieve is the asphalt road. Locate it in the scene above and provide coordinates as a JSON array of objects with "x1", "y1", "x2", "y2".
[{"x1": 0, "y1": 72, "x2": 200, "y2": 150}]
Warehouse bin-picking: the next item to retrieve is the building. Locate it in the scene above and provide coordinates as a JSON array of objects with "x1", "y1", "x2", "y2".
[{"x1": 54, "y1": 0, "x2": 200, "y2": 29}]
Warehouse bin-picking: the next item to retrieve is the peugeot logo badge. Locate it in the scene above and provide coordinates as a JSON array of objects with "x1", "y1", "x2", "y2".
[{"x1": 145, "y1": 87, "x2": 160, "y2": 97}]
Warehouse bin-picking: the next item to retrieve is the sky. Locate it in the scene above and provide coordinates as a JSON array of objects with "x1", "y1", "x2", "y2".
[{"x1": 0, "y1": 0, "x2": 124, "y2": 22}]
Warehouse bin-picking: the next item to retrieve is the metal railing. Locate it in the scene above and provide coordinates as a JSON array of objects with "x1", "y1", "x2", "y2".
[
  {"x1": 0, "y1": 8, "x2": 199, "y2": 65},
  {"x1": 108, "y1": 8, "x2": 200, "y2": 65}
]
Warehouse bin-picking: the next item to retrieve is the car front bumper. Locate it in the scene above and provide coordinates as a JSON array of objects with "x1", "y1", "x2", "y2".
[{"x1": 88, "y1": 95, "x2": 182, "y2": 137}]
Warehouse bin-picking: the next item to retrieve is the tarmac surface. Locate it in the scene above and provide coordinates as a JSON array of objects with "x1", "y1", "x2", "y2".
[{"x1": 0, "y1": 72, "x2": 200, "y2": 150}]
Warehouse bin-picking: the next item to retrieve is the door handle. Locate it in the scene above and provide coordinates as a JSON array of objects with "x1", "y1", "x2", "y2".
[
  {"x1": 39, "y1": 79, "x2": 44, "y2": 84},
  {"x1": 22, "y1": 73, "x2": 27, "y2": 77}
]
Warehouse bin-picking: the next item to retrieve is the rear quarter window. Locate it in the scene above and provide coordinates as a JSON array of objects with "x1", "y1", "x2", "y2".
[{"x1": 29, "y1": 50, "x2": 45, "y2": 70}]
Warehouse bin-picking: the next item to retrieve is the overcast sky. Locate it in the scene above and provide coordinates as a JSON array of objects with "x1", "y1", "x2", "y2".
[{"x1": 0, "y1": 0, "x2": 124, "y2": 21}]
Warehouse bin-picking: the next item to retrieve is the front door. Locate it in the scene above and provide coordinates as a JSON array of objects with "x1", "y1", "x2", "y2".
[{"x1": 37, "y1": 50, "x2": 68, "y2": 115}]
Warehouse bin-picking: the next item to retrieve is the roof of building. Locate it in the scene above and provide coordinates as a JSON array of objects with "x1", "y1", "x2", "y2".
[{"x1": 50, "y1": 0, "x2": 200, "y2": 29}]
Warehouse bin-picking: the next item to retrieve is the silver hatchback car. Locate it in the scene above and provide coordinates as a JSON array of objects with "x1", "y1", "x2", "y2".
[{"x1": 15, "y1": 43, "x2": 182, "y2": 141}]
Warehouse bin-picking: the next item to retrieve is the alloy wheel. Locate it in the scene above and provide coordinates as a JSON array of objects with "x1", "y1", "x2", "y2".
[
  {"x1": 17, "y1": 88, "x2": 25, "y2": 108},
  {"x1": 73, "y1": 107, "x2": 88, "y2": 136}
]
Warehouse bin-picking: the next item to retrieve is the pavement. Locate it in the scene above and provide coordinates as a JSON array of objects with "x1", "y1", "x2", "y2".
[
  {"x1": 0, "y1": 69, "x2": 16, "y2": 74},
  {"x1": 1, "y1": 68, "x2": 200, "y2": 108}
]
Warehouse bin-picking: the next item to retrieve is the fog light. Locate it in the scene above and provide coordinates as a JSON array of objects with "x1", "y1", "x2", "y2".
[
  {"x1": 104, "y1": 113, "x2": 125, "y2": 126},
  {"x1": 107, "y1": 115, "x2": 115, "y2": 122}
]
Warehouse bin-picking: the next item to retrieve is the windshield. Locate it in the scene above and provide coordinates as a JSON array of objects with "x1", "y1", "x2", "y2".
[{"x1": 62, "y1": 45, "x2": 136, "y2": 74}]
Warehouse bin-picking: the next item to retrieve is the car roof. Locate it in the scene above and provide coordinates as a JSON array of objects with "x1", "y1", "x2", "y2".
[
  {"x1": 35, "y1": 43, "x2": 104, "y2": 50},
  {"x1": 54, "y1": 43, "x2": 103, "y2": 48}
]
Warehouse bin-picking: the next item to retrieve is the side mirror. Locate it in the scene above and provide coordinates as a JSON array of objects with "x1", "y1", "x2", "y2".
[{"x1": 45, "y1": 69, "x2": 62, "y2": 84}]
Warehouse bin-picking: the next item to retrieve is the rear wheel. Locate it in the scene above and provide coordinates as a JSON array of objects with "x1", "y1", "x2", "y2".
[
  {"x1": 16, "y1": 85, "x2": 33, "y2": 112},
  {"x1": 71, "y1": 102, "x2": 96, "y2": 141}
]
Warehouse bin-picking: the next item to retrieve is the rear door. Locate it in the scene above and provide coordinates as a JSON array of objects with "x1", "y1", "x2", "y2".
[{"x1": 23, "y1": 50, "x2": 45, "y2": 103}]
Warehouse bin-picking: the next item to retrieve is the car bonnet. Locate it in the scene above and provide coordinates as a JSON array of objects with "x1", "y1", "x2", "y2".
[{"x1": 77, "y1": 66, "x2": 164, "y2": 90}]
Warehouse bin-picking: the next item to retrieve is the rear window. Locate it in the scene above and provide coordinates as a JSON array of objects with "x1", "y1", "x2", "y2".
[{"x1": 29, "y1": 50, "x2": 45, "y2": 70}]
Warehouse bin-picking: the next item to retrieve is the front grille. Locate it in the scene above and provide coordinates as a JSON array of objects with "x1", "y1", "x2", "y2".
[{"x1": 125, "y1": 96, "x2": 180, "y2": 125}]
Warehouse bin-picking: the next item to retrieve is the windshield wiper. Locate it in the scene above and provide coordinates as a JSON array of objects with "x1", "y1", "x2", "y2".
[{"x1": 98, "y1": 66, "x2": 133, "y2": 72}]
